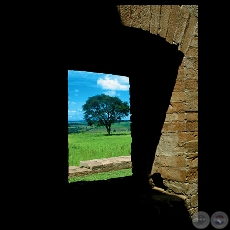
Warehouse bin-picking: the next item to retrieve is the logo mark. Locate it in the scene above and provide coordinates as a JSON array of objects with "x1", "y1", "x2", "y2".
[
  {"x1": 192, "y1": 211, "x2": 210, "y2": 229},
  {"x1": 211, "y1": 211, "x2": 229, "y2": 229}
]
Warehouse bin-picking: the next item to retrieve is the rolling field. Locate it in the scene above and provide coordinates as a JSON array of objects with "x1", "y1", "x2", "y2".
[{"x1": 68, "y1": 121, "x2": 132, "y2": 166}]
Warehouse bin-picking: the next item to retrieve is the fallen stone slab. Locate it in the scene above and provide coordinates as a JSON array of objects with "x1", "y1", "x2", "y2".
[
  {"x1": 68, "y1": 166, "x2": 91, "y2": 177},
  {"x1": 69, "y1": 156, "x2": 132, "y2": 178}
]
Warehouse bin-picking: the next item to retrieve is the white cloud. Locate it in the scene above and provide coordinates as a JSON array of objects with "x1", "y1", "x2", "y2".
[
  {"x1": 117, "y1": 75, "x2": 129, "y2": 84},
  {"x1": 97, "y1": 75, "x2": 129, "y2": 91},
  {"x1": 75, "y1": 89, "x2": 79, "y2": 92},
  {"x1": 104, "y1": 90, "x2": 116, "y2": 96},
  {"x1": 71, "y1": 102, "x2": 76, "y2": 104}
]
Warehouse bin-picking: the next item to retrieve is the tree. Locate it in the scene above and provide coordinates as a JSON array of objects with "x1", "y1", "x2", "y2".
[{"x1": 82, "y1": 94, "x2": 130, "y2": 135}]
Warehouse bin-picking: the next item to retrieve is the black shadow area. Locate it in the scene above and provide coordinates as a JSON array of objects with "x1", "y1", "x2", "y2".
[
  {"x1": 68, "y1": 177, "x2": 193, "y2": 229},
  {"x1": 32, "y1": 3, "x2": 186, "y2": 226},
  {"x1": 67, "y1": 3, "x2": 184, "y2": 183}
]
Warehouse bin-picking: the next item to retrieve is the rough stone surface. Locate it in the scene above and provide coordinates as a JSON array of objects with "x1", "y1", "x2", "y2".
[
  {"x1": 173, "y1": 5, "x2": 190, "y2": 45},
  {"x1": 102, "y1": 5, "x2": 198, "y2": 216},
  {"x1": 180, "y1": 14, "x2": 198, "y2": 53},
  {"x1": 149, "y1": 5, "x2": 161, "y2": 35},
  {"x1": 69, "y1": 156, "x2": 132, "y2": 178},
  {"x1": 190, "y1": 194, "x2": 198, "y2": 207},
  {"x1": 186, "y1": 121, "x2": 198, "y2": 131},
  {"x1": 165, "y1": 113, "x2": 186, "y2": 122},
  {"x1": 186, "y1": 112, "x2": 198, "y2": 121},
  {"x1": 160, "y1": 155, "x2": 187, "y2": 168},
  {"x1": 185, "y1": 79, "x2": 198, "y2": 91},
  {"x1": 186, "y1": 157, "x2": 198, "y2": 168},
  {"x1": 186, "y1": 168, "x2": 198, "y2": 182},
  {"x1": 159, "y1": 5, "x2": 171, "y2": 38},
  {"x1": 140, "y1": 5, "x2": 151, "y2": 31},
  {"x1": 160, "y1": 167, "x2": 187, "y2": 182},
  {"x1": 167, "y1": 102, "x2": 185, "y2": 113},
  {"x1": 186, "y1": 183, "x2": 198, "y2": 195},
  {"x1": 178, "y1": 131, "x2": 198, "y2": 144},
  {"x1": 171, "y1": 91, "x2": 185, "y2": 102},
  {"x1": 162, "y1": 121, "x2": 186, "y2": 132},
  {"x1": 173, "y1": 80, "x2": 185, "y2": 91},
  {"x1": 166, "y1": 5, "x2": 181, "y2": 44}
]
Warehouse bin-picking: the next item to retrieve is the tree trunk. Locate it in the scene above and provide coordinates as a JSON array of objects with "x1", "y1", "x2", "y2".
[{"x1": 106, "y1": 124, "x2": 111, "y2": 135}]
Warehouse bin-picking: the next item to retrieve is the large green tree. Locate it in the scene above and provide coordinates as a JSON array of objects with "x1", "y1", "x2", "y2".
[{"x1": 82, "y1": 94, "x2": 130, "y2": 135}]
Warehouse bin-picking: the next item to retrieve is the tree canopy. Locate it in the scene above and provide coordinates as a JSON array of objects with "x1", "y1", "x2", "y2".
[{"x1": 82, "y1": 94, "x2": 130, "y2": 135}]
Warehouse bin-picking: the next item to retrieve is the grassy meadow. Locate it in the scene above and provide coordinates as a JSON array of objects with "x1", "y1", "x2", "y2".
[
  {"x1": 68, "y1": 168, "x2": 132, "y2": 182},
  {"x1": 68, "y1": 121, "x2": 132, "y2": 166}
]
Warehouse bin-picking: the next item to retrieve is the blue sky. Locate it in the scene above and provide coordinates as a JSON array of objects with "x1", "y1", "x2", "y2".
[{"x1": 68, "y1": 70, "x2": 130, "y2": 121}]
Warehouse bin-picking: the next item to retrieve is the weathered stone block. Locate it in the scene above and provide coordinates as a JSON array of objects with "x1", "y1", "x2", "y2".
[
  {"x1": 177, "y1": 67, "x2": 185, "y2": 79},
  {"x1": 186, "y1": 157, "x2": 198, "y2": 168},
  {"x1": 159, "y1": 132, "x2": 179, "y2": 143},
  {"x1": 185, "y1": 79, "x2": 198, "y2": 91},
  {"x1": 180, "y1": 14, "x2": 198, "y2": 53},
  {"x1": 184, "y1": 57, "x2": 198, "y2": 70},
  {"x1": 130, "y1": 5, "x2": 141, "y2": 28},
  {"x1": 171, "y1": 92, "x2": 185, "y2": 102},
  {"x1": 186, "y1": 121, "x2": 198, "y2": 131},
  {"x1": 160, "y1": 155, "x2": 187, "y2": 167},
  {"x1": 186, "y1": 183, "x2": 198, "y2": 195},
  {"x1": 167, "y1": 102, "x2": 185, "y2": 113},
  {"x1": 159, "y1": 5, "x2": 171, "y2": 37},
  {"x1": 149, "y1": 5, "x2": 161, "y2": 35},
  {"x1": 178, "y1": 131, "x2": 198, "y2": 144},
  {"x1": 162, "y1": 121, "x2": 186, "y2": 132},
  {"x1": 186, "y1": 152, "x2": 198, "y2": 159},
  {"x1": 185, "y1": 91, "x2": 198, "y2": 112},
  {"x1": 163, "y1": 180, "x2": 188, "y2": 194},
  {"x1": 185, "y1": 100, "x2": 198, "y2": 111},
  {"x1": 166, "y1": 5, "x2": 181, "y2": 44},
  {"x1": 151, "y1": 164, "x2": 160, "y2": 174},
  {"x1": 186, "y1": 112, "x2": 198, "y2": 121},
  {"x1": 186, "y1": 47, "x2": 198, "y2": 58},
  {"x1": 185, "y1": 68, "x2": 198, "y2": 80},
  {"x1": 190, "y1": 37, "x2": 198, "y2": 48},
  {"x1": 160, "y1": 167, "x2": 187, "y2": 182},
  {"x1": 173, "y1": 5, "x2": 190, "y2": 44},
  {"x1": 173, "y1": 80, "x2": 185, "y2": 91},
  {"x1": 156, "y1": 147, "x2": 185, "y2": 157},
  {"x1": 185, "y1": 91, "x2": 198, "y2": 101},
  {"x1": 183, "y1": 140, "x2": 198, "y2": 153},
  {"x1": 140, "y1": 5, "x2": 151, "y2": 31},
  {"x1": 191, "y1": 194, "x2": 198, "y2": 207},
  {"x1": 119, "y1": 5, "x2": 132, "y2": 27},
  {"x1": 186, "y1": 168, "x2": 198, "y2": 182},
  {"x1": 165, "y1": 113, "x2": 186, "y2": 122},
  {"x1": 189, "y1": 207, "x2": 198, "y2": 218}
]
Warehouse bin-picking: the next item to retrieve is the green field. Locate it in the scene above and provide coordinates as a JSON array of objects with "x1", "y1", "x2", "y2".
[
  {"x1": 68, "y1": 121, "x2": 132, "y2": 166},
  {"x1": 68, "y1": 168, "x2": 132, "y2": 182},
  {"x1": 68, "y1": 121, "x2": 130, "y2": 134}
]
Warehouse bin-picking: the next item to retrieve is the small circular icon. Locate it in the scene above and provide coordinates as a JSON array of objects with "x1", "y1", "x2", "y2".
[
  {"x1": 211, "y1": 211, "x2": 229, "y2": 229},
  {"x1": 192, "y1": 211, "x2": 210, "y2": 229}
]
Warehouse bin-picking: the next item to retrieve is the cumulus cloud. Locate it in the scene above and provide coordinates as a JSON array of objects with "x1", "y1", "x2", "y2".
[
  {"x1": 97, "y1": 75, "x2": 129, "y2": 91},
  {"x1": 103, "y1": 90, "x2": 116, "y2": 96},
  {"x1": 117, "y1": 75, "x2": 129, "y2": 84}
]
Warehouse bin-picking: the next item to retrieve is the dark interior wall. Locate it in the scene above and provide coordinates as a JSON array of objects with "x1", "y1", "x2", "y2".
[{"x1": 67, "y1": 3, "x2": 184, "y2": 187}]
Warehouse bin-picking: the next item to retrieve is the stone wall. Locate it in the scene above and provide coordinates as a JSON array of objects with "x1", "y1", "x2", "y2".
[{"x1": 117, "y1": 5, "x2": 198, "y2": 216}]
